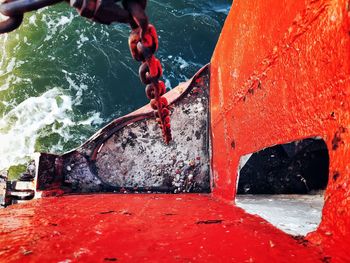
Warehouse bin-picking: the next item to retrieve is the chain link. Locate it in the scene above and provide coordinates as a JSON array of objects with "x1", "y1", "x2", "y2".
[
  {"x1": 0, "y1": 0, "x2": 173, "y2": 207},
  {"x1": 0, "y1": 0, "x2": 172, "y2": 143},
  {"x1": 125, "y1": 0, "x2": 172, "y2": 144},
  {"x1": 0, "y1": 0, "x2": 62, "y2": 33}
]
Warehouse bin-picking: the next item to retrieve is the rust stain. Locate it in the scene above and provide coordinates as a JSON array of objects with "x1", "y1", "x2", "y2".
[{"x1": 331, "y1": 126, "x2": 347, "y2": 150}]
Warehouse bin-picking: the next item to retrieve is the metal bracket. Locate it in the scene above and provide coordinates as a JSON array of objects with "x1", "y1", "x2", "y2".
[{"x1": 0, "y1": 166, "x2": 36, "y2": 207}]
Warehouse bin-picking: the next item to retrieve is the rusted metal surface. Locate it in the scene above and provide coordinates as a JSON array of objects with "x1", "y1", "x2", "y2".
[
  {"x1": 36, "y1": 66, "x2": 210, "y2": 194},
  {"x1": 0, "y1": 163, "x2": 36, "y2": 207},
  {"x1": 210, "y1": 0, "x2": 350, "y2": 257}
]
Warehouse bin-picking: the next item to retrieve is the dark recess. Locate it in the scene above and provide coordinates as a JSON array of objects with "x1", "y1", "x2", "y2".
[{"x1": 237, "y1": 138, "x2": 329, "y2": 194}]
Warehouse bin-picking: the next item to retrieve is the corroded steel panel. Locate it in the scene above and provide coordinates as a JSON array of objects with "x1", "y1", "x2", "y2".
[
  {"x1": 210, "y1": 0, "x2": 350, "y2": 255},
  {"x1": 36, "y1": 66, "x2": 210, "y2": 194}
]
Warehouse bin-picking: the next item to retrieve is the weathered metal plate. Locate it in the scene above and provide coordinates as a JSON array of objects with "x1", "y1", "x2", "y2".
[
  {"x1": 36, "y1": 65, "x2": 210, "y2": 194},
  {"x1": 0, "y1": 172, "x2": 7, "y2": 206}
]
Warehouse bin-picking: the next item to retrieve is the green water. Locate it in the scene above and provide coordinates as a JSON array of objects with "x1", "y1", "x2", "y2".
[{"x1": 0, "y1": 0, "x2": 231, "y2": 170}]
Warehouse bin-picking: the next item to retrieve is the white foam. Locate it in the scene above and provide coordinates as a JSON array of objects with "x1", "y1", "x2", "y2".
[
  {"x1": 163, "y1": 77, "x2": 172, "y2": 90},
  {"x1": 77, "y1": 112, "x2": 103, "y2": 126},
  {"x1": 0, "y1": 77, "x2": 10, "y2": 91},
  {"x1": 61, "y1": 70, "x2": 88, "y2": 105},
  {"x1": 57, "y1": 16, "x2": 72, "y2": 27},
  {"x1": 42, "y1": 13, "x2": 75, "y2": 42},
  {"x1": 174, "y1": 56, "x2": 189, "y2": 69},
  {"x1": 28, "y1": 14, "x2": 37, "y2": 26},
  {"x1": 6, "y1": 58, "x2": 16, "y2": 72},
  {"x1": 0, "y1": 85, "x2": 104, "y2": 171},
  {"x1": 0, "y1": 88, "x2": 72, "y2": 170},
  {"x1": 77, "y1": 34, "x2": 89, "y2": 49},
  {"x1": 0, "y1": 34, "x2": 8, "y2": 75}
]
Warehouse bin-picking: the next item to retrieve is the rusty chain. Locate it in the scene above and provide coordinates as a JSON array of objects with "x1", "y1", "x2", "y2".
[
  {"x1": 0, "y1": 0, "x2": 62, "y2": 33},
  {"x1": 0, "y1": 0, "x2": 172, "y2": 143},
  {"x1": 124, "y1": 0, "x2": 172, "y2": 144}
]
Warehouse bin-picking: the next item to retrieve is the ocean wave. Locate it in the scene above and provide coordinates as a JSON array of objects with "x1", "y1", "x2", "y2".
[
  {"x1": 0, "y1": 88, "x2": 70, "y2": 169},
  {"x1": 0, "y1": 87, "x2": 103, "y2": 170},
  {"x1": 0, "y1": 0, "x2": 230, "y2": 172}
]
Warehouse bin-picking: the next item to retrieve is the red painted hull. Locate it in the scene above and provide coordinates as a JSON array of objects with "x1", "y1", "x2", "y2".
[{"x1": 210, "y1": 0, "x2": 350, "y2": 256}]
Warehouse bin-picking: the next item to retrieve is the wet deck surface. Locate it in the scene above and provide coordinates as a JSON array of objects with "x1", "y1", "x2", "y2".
[
  {"x1": 0, "y1": 194, "x2": 326, "y2": 262},
  {"x1": 236, "y1": 194, "x2": 324, "y2": 236}
]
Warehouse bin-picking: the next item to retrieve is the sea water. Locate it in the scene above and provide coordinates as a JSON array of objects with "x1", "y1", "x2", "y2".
[{"x1": 0, "y1": 0, "x2": 231, "y2": 173}]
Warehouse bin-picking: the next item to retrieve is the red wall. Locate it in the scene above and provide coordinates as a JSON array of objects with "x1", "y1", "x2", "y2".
[{"x1": 210, "y1": 0, "x2": 350, "y2": 249}]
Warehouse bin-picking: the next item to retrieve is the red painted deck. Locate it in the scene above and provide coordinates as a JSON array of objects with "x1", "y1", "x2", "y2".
[{"x1": 0, "y1": 194, "x2": 329, "y2": 262}]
